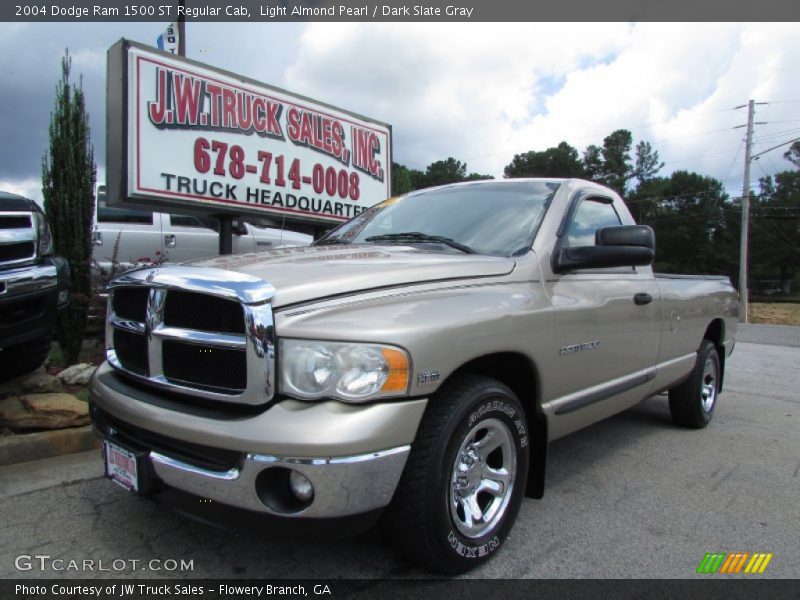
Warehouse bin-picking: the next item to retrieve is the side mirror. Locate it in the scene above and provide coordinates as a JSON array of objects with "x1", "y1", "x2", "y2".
[
  {"x1": 232, "y1": 220, "x2": 248, "y2": 236},
  {"x1": 553, "y1": 225, "x2": 655, "y2": 273},
  {"x1": 595, "y1": 224, "x2": 655, "y2": 249}
]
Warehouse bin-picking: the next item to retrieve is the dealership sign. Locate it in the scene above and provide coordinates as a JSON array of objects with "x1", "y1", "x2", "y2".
[{"x1": 107, "y1": 39, "x2": 392, "y2": 224}]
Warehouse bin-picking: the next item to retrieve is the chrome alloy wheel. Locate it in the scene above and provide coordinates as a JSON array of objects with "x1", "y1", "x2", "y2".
[
  {"x1": 449, "y1": 417, "x2": 516, "y2": 539},
  {"x1": 700, "y1": 356, "x2": 719, "y2": 413}
]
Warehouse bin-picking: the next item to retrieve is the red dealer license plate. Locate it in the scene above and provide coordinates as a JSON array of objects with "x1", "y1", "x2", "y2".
[{"x1": 104, "y1": 440, "x2": 139, "y2": 492}]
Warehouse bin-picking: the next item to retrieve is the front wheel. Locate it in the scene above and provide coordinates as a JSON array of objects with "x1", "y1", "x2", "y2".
[
  {"x1": 668, "y1": 339, "x2": 721, "y2": 429},
  {"x1": 385, "y1": 374, "x2": 529, "y2": 573}
]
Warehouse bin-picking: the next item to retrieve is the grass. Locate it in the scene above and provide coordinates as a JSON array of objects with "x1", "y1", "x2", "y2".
[
  {"x1": 47, "y1": 338, "x2": 105, "y2": 369},
  {"x1": 73, "y1": 388, "x2": 91, "y2": 404},
  {"x1": 749, "y1": 302, "x2": 800, "y2": 326}
]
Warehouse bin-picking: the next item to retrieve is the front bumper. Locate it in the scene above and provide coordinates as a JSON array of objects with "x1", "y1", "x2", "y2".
[
  {"x1": 90, "y1": 363, "x2": 427, "y2": 519},
  {"x1": 0, "y1": 257, "x2": 69, "y2": 348}
]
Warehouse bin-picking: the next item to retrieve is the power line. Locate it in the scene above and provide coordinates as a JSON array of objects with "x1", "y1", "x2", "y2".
[{"x1": 751, "y1": 137, "x2": 800, "y2": 160}]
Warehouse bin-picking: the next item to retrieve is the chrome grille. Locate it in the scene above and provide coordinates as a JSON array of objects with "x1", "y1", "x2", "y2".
[
  {"x1": 0, "y1": 211, "x2": 36, "y2": 267},
  {"x1": 106, "y1": 266, "x2": 275, "y2": 405}
]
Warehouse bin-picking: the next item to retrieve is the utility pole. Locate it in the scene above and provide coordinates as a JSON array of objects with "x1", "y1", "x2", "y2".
[
  {"x1": 739, "y1": 99, "x2": 754, "y2": 323},
  {"x1": 174, "y1": 0, "x2": 233, "y2": 255},
  {"x1": 734, "y1": 100, "x2": 767, "y2": 323},
  {"x1": 177, "y1": 0, "x2": 186, "y2": 57}
]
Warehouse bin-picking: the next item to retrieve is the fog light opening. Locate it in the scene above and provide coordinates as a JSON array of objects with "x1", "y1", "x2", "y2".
[{"x1": 255, "y1": 467, "x2": 314, "y2": 514}]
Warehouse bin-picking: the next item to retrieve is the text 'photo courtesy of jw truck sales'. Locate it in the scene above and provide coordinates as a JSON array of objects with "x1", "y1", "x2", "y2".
[{"x1": 91, "y1": 170, "x2": 738, "y2": 571}]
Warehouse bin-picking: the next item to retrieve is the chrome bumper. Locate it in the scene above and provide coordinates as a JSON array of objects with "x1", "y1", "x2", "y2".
[
  {"x1": 147, "y1": 445, "x2": 410, "y2": 518},
  {"x1": 0, "y1": 264, "x2": 57, "y2": 298},
  {"x1": 91, "y1": 362, "x2": 427, "y2": 519}
]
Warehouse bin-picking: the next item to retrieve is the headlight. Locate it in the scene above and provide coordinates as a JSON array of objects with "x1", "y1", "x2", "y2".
[
  {"x1": 34, "y1": 212, "x2": 54, "y2": 256},
  {"x1": 280, "y1": 339, "x2": 410, "y2": 403}
]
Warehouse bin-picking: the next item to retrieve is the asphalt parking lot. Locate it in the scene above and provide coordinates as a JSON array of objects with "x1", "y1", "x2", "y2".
[{"x1": 1, "y1": 324, "x2": 798, "y2": 579}]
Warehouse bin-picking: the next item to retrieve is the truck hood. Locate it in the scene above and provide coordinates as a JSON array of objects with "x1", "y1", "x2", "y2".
[{"x1": 186, "y1": 244, "x2": 515, "y2": 308}]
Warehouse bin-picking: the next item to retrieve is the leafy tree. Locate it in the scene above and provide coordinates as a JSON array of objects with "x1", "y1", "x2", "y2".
[
  {"x1": 749, "y1": 170, "x2": 800, "y2": 292},
  {"x1": 600, "y1": 129, "x2": 633, "y2": 195},
  {"x1": 464, "y1": 171, "x2": 493, "y2": 182},
  {"x1": 391, "y1": 162, "x2": 413, "y2": 196},
  {"x1": 581, "y1": 144, "x2": 604, "y2": 181},
  {"x1": 424, "y1": 157, "x2": 468, "y2": 187},
  {"x1": 42, "y1": 50, "x2": 96, "y2": 365},
  {"x1": 633, "y1": 140, "x2": 664, "y2": 185},
  {"x1": 630, "y1": 171, "x2": 731, "y2": 278},
  {"x1": 405, "y1": 157, "x2": 492, "y2": 190},
  {"x1": 783, "y1": 140, "x2": 800, "y2": 169},
  {"x1": 409, "y1": 168, "x2": 428, "y2": 191},
  {"x1": 503, "y1": 142, "x2": 585, "y2": 178}
]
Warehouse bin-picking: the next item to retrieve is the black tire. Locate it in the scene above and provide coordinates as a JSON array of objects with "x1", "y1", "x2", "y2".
[
  {"x1": 0, "y1": 335, "x2": 52, "y2": 383},
  {"x1": 385, "y1": 374, "x2": 530, "y2": 574},
  {"x1": 668, "y1": 339, "x2": 721, "y2": 429}
]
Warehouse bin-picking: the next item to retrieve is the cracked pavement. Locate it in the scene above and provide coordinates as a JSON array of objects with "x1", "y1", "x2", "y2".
[{"x1": 1, "y1": 324, "x2": 798, "y2": 578}]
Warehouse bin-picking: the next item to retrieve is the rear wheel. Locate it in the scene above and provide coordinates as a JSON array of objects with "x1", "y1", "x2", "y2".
[
  {"x1": 668, "y1": 339, "x2": 720, "y2": 429},
  {"x1": 385, "y1": 374, "x2": 529, "y2": 573}
]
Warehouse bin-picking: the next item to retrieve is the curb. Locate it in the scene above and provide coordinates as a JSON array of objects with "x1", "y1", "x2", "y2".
[{"x1": 0, "y1": 425, "x2": 100, "y2": 466}]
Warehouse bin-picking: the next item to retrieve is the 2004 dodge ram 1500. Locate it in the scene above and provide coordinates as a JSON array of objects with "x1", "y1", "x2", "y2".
[{"x1": 90, "y1": 178, "x2": 738, "y2": 573}]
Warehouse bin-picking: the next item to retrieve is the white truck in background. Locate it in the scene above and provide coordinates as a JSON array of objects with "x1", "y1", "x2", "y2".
[{"x1": 92, "y1": 187, "x2": 312, "y2": 271}]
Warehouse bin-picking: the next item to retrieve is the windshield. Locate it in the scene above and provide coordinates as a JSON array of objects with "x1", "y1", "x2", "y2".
[{"x1": 317, "y1": 180, "x2": 559, "y2": 257}]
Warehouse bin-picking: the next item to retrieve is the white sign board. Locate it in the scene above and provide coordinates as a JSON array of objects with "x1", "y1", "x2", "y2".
[{"x1": 107, "y1": 40, "x2": 392, "y2": 224}]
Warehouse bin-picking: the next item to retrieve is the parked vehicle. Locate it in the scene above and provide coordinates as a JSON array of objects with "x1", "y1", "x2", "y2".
[
  {"x1": 92, "y1": 187, "x2": 312, "y2": 272},
  {"x1": 90, "y1": 178, "x2": 738, "y2": 573},
  {"x1": 0, "y1": 192, "x2": 70, "y2": 381}
]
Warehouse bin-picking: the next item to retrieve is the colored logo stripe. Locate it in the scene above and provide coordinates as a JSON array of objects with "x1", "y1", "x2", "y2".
[
  {"x1": 696, "y1": 552, "x2": 773, "y2": 574},
  {"x1": 697, "y1": 553, "x2": 726, "y2": 573},
  {"x1": 744, "y1": 553, "x2": 773, "y2": 574}
]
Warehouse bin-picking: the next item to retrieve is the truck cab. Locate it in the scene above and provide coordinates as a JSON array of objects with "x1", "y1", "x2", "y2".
[{"x1": 91, "y1": 186, "x2": 312, "y2": 271}]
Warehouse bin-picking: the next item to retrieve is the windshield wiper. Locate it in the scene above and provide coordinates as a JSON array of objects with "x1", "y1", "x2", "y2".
[{"x1": 364, "y1": 232, "x2": 475, "y2": 254}]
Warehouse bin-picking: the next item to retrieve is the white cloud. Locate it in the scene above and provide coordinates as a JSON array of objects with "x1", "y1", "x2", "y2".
[
  {"x1": 0, "y1": 177, "x2": 43, "y2": 204},
  {"x1": 283, "y1": 22, "x2": 800, "y2": 192},
  {"x1": 1, "y1": 22, "x2": 798, "y2": 198}
]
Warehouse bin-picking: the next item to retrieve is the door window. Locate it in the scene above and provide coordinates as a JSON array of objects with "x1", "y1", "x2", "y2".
[{"x1": 565, "y1": 198, "x2": 621, "y2": 247}]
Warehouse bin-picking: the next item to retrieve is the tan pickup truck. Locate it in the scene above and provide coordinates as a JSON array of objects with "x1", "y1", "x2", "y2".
[{"x1": 90, "y1": 178, "x2": 738, "y2": 573}]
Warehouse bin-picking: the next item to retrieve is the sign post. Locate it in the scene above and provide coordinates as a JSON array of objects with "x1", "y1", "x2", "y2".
[{"x1": 106, "y1": 39, "x2": 392, "y2": 246}]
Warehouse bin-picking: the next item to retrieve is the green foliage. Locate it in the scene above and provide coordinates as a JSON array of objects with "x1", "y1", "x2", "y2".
[
  {"x1": 783, "y1": 140, "x2": 800, "y2": 169},
  {"x1": 423, "y1": 157, "x2": 468, "y2": 187},
  {"x1": 750, "y1": 171, "x2": 800, "y2": 288},
  {"x1": 41, "y1": 50, "x2": 97, "y2": 366},
  {"x1": 629, "y1": 171, "x2": 731, "y2": 277},
  {"x1": 392, "y1": 157, "x2": 492, "y2": 192},
  {"x1": 633, "y1": 140, "x2": 664, "y2": 185},
  {"x1": 503, "y1": 142, "x2": 585, "y2": 179},
  {"x1": 600, "y1": 129, "x2": 633, "y2": 195},
  {"x1": 391, "y1": 162, "x2": 413, "y2": 195},
  {"x1": 582, "y1": 145, "x2": 604, "y2": 181}
]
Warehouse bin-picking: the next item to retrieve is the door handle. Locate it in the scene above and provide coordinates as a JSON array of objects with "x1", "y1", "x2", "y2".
[
  {"x1": 164, "y1": 234, "x2": 176, "y2": 248},
  {"x1": 634, "y1": 292, "x2": 653, "y2": 305}
]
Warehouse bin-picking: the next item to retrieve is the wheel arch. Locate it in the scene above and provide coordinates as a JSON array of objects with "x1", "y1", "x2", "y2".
[{"x1": 448, "y1": 352, "x2": 548, "y2": 499}]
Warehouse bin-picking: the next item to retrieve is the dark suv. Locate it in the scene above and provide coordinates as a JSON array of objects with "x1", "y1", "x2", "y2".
[{"x1": 0, "y1": 192, "x2": 70, "y2": 381}]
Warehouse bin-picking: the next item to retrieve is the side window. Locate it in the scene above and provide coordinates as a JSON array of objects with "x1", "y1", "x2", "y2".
[
  {"x1": 565, "y1": 197, "x2": 622, "y2": 247},
  {"x1": 97, "y1": 205, "x2": 153, "y2": 225},
  {"x1": 169, "y1": 214, "x2": 214, "y2": 229}
]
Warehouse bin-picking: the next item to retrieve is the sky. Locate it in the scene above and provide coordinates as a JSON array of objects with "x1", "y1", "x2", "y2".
[{"x1": 0, "y1": 21, "x2": 798, "y2": 203}]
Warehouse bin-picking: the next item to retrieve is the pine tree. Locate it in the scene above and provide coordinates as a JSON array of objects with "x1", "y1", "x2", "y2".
[{"x1": 42, "y1": 50, "x2": 97, "y2": 365}]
